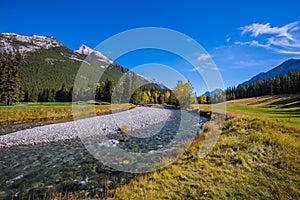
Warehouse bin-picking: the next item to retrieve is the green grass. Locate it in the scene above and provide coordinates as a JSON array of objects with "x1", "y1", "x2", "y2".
[
  {"x1": 0, "y1": 102, "x2": 136, "y2": 125},
  {"x1": 195, "y1": 94, "x2": 300, "y2": 128},
  {"x1": 225, "y1": 95, "x2": 300, "y2": 128},
  {"x1": 104, "y1": 95, "x2": 300, "y2": 199},
  {"x1": 106, "y1": 116, "x2": 300, "y2": 199}
]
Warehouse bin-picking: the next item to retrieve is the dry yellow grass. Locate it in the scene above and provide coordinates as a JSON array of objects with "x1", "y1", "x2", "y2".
[
  {"x1": 106, "y1": 116, "x2": 300, "y2": 200},
  {"x1": 104, "y1": 95, "x2": 300, "y2": 199},
  {"x1": 0, "y1": 103, "x2": 136, "y2": 125}
]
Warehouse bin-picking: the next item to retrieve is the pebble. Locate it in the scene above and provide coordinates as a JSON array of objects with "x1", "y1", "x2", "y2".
[{"x1": 0, "y1": 107, "x2": 174, "y2": 148}]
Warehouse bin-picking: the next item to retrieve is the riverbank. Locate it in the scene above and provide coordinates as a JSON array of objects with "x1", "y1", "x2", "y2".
[
  {"x1": 108, "y1": 116, "x2": 300, "y2": 200},
  {"x1": 106, "y1": 95, "x2": 300, "y2": 199},
  {"x1": 0, "y1": 107, "x2": 175, "y2": 148},
  {"x1": 0, "y1": 106, "x2": 205, "y2": 199}
]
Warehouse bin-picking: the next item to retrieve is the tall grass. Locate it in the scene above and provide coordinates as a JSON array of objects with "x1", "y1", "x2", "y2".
[
  {"x1": 0, "y1": 103, "x2": 135, "y2": 125},
  {"x1": 107, "y1": 117, "x2": 300, "y2": 199}
]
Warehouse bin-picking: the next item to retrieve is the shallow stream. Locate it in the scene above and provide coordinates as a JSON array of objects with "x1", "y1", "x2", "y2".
[{"x1": 0, "y1": 110, "x2": 206, "y2": 199}]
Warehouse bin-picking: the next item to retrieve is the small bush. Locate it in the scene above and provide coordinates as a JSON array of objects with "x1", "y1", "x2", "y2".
[{"x1": 120, "y1": 124, "x2": 129, "y2": 135}]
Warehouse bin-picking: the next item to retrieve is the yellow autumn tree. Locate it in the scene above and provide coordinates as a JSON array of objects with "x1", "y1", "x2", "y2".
[
  {"x1": 173, "y1": 80, "x2": 194, "y2": 109},
  {"x1": 164, "y1": 90, "x2": 171, "y2": 103},
  {"x1": 142, "y1": 91, "x2": 150, "y2": 104}
]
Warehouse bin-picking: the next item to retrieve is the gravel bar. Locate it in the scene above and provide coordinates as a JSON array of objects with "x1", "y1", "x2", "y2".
[{"x1": 0, "y1": 107, "x2": 175, "y2": 148}]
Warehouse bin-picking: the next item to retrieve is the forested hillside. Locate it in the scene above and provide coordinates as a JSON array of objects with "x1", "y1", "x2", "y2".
[
  {"x1": 198, "y1": 66, "x2": 300, "y2": 104},
  {"x1": 226, "y1": 68, "x2": 300, "y2": 100},
  {"x1": 0, "y1": 33, "x2": 167, "y2": 103}
]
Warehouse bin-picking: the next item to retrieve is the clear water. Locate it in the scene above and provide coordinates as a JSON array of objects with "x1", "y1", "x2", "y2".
[{"x1": 0, "y1": 111, "x2": 205, "y2": 199}]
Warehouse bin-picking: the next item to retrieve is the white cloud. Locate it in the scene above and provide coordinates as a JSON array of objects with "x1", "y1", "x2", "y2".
[
  {"x1": 236, "y1": 21, "x2": 300, "y2": 55},
  {"x1": 267, "y1": 37, "x2": 300, "y2": 48},
  {"x1": 226, "y1": 38, "x2": 231, "y2": 42},
  {"x1": 206, "y1": 62, "x2": 214, "y2": 66},
  {"x1": 275, "y1": 49, "x2": 300, "y2": 55},
  {"x1": 240, "y1": 21, "x2": 299, "y2": 40},
  {"x1": 235, "y1": 41, "x2": 271, "y2": 49},
  {"x1": 197, "y1": 53, "x2": 211, "y2": 61},
  {"x1": 192, "y1": 65, "x2": 218, "y2": 72},
  {"x1": 192, "y1": 66, "x2": 204, "y2": 72}
]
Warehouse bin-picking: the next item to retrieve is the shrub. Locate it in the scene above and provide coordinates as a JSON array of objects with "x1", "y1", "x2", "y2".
[{"x1": 120, "y1": 124, "x2": 129, "y2": 135}]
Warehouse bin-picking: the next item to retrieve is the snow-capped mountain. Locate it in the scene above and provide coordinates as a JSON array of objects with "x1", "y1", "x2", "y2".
[
  {"x1": 74, "y1": 44, "x2": 167, "y2": 88},
  {"x1": 202, "y1": 88, "x2": 223, "y2": 96},
  {"x1": 242, "y1": 59, "x2": 300, "y2": 85},
  {"x1": 0, "y1": 33, "x2": 63, "y2": 55},
  {"x1": 0, "y1": 33, "x2": 116, "y2": 68},
  {"x1": 75, "y1": 44, "x2": 113, "y2": 64},
  {"x1": 0, "y1": 32, "x2": 167, "y2": 93}
]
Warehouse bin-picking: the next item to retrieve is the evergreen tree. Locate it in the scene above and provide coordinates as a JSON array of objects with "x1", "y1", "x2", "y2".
[
  {"x1": 275, "y1": 75, "x2": 281, "y2": 94},
  {"x1": 131, "y1": 73, "x2": 139, "y2": 94},
  {"x1": 224, "y1": 68, "x2": 300, "y2": 100},
  {"x1": 103, "y1": 79, "x2": 115, "y2": 102},
  {"x1": 0, "y1": 54, "x2": 22, "y2": 105},
  {"x1": 122, "y1": 74, "x2": 131, "y2": 103}
]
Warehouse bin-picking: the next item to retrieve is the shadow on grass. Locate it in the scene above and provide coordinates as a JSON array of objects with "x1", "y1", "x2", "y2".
[
  {"x1": 280, "y1": 101, "x2": 300, "y2": 108},
  {"x1": 247, "y1": 96, "x2": 278, "y2": 106},
  {"x1": 270, "y1": 96, "x2": 299, "y2": 105},
  {"x1": 264, "y1": 108, "x2": 300, "y2": 118},
  {"x1": 247, "y1": 95, "x2": 300, "y2": 109}
]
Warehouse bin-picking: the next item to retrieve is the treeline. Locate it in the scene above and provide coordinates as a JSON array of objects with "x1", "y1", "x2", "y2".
[
  {"x1": 226, "y1": 68, "x2": 300, "y2": 100},
  {"x1": 198, "y1": 68, "x2": 300, "y2": 104},
  {"x1": 24, "y1": 78, "x2": 181, "y2": 105},
  {"x1": 0, "y1": 54, "x2": 174, "y2": 105},
  {"x1": 0, "y1": 53, "x2": 196, "y2": 109},
  {"x1": 0, "y1": 54, "x2": 184, "y2": 106},
  {"x1": 23, "y1": 84, "x2": 73, "y2": 102},
  {"x1": 129, "y1": 80, "x2": 195, "y2": 108},
  {"x1": 197, "y1": 93, "x2": 226, "y2": 104}
]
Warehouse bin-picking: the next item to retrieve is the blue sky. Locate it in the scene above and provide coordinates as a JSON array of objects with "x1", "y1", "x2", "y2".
[{"x1": 1, "y1": 0, "x2": 300, "y2": 94}]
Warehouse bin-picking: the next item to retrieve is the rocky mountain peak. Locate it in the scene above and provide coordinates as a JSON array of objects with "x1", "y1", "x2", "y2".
[
  {"x1": 0, "y1": 32, "x2": 63, "y2": 55},
  {"x1": 75, "y1": 44, "x2": 113, "y2": 64}
]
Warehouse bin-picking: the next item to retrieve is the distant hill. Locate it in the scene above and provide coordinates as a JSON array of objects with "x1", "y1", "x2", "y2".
[
  {"x1": 242, "y1": 59, "x2": 300, "y2": 85},
  {"x1": 225, "y1": 59, "x2": 300, "y2": 101},
  {"x1": 0, "y1": 33, "x2": 165, "y2": 101},
  {"x1": 202, "y1": 88, "x2": 223, "y2": 96}
]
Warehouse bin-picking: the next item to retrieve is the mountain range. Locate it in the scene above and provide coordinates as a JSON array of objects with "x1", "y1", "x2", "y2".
[
  {"x1": 202, "y1": 59, "x2": 300, "y2": 96},
  {"x1": 242, "y1": 59, "x2": 300, "y2": 85},
  {"x1": 0, "y1": 32, "x2": 165, "y2": 100},
  {"x1": 202, "y1": 88, "x2": 223, "y2": 96}
]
